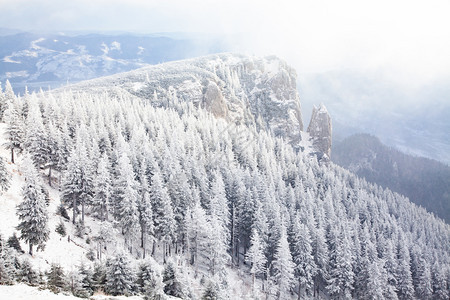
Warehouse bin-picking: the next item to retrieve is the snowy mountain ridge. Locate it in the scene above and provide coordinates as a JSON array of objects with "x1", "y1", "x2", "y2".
[{"x1": 59, "y1": 53, "x2": 306, "y2": 151}]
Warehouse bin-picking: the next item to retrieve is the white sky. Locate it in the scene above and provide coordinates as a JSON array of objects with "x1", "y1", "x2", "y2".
[{"x1": 1, "y1": 0, "x2": 450, "y2": 85}]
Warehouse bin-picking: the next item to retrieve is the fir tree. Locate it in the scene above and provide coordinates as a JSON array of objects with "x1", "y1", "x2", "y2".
[
  {"x1": 272, "y1": 223, "x2": 295, "y2": 300},
  {"x1": 47, "y1": 263, "x2": 67, "y2": 293},
  {"x1": 61, "y1": 137, "x2": 94, "y2": 224},
  {"x1": 3, "y1": 100, "x2": 24, "y2": 164},
  {"x1": 0, "y1": 157, "x2": 10, "y2": 193},
  {"x1": 16, "y1": 155, "x2": 49, "y2": 255},
  {"x1": 105, "y1": 253, "x2": 135, "y2": 296},
  {"x1": 114, "y1": 152, "x2": 139, "y2": 249},
  {"x1": 291, "y1": 218, "x2": 317, "y2": 298},
  {"x1": 92, "y1": 153, "x2": 111, "y2": 221},
  {"x1": 137, "y1": 258, "x2": 164, "y2": 300},
  {"x1": 163, "y1": 260, "x2": 184, "y2": 298},
  {"x1": 7, "y1": 233, "x2": 24, "y2": 253},
  {"x1": 17, "y1": 258, "x2": 39, "y2": 286},
  {"x1": 202, "y1": 281, "x2": 220, "y2": 300},
  {"x1": 150, "y1": 169, "x2": 175, "y2": 260},
  {"x1": 245, "y1": 228, "x2": 266, "y2": 292}
]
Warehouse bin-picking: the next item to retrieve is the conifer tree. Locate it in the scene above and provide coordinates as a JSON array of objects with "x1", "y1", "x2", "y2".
[
  {"x1": 291, "y1": 218, "x2": 317, "y2": 298},
  {"x1": 138, "y1": 162, "x2": 154, "y2": 258},
  {"x1": 137, "y1": 258, "x2": 164, "y2": 300},
  {"x1": 92, "y1": 152, "x2": 111, "y2": 221},
  {"x1": 3, "y1": 100, "x2": 25, "y2": 164},
  {"x1": 16, "y1": 155, "x2": 49, "y2": 255},
  {"x1": 272, "y1": 223, "x2": 295, "y2": 300},
  {"x1": 17, "y1": 258, "x2": 39, "y2": 286},
  {"x1": 396, "y1": 236, "x2": 415, "y2": 300},
  {"x1": 162, "y1": 260, "x2": 184, "y2": 298},
  {"x1": 149, "y1": 169, "x2": 175, "y2": 260},
  {"x1": 0, "y1": 157, "x2": 10, "y2": 193},
  {"x1": 105, "y1": 253, "x2": 135, "y2": 296},
  {"x1": 47, "y1": 263, "x2": 67, "y2": 293},
  {"x1": 245, "y1": 228, "x2": 266, "y2": 292},
  {"x1": 61, "y1": 137, "x2": 94, "y2": 224},
  {"x1": 114, "y1": 152, "x2": 139, "y2": 249}
]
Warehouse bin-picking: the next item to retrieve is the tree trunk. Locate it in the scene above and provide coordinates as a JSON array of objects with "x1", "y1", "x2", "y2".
[
  {"x1": 298, "y1": 279, "x2": 302, "y2": 300},
  {"x1": 72, "y1": 194, "x2": 77, "y2": 224},
  {"x1": 81, "y1": 200, "x2": 85, "y2": 225},
  {"x1": 11, "y1": 148, "x2": 14, "y2": 164},
  {"x1": 29, "y1": 243, "x2": 33, "y2": 256},
  {"x1": 48, "y1": 165, "x2": 52, "y2": 186}
]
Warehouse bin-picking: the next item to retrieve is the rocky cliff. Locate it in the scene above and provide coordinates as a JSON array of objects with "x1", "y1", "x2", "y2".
[{"x1": 307, "y1": 104, "x2": 332, "y2": 159}]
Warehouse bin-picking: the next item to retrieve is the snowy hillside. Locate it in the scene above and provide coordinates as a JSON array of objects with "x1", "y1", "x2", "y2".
[
  {"x1": 0, "y1": 31, "x2": 227, "y2": 93},
  {"x1": 0, "y1": 55, "x2": 449, "y2": 299},
  {"x1": 60, "y1": 53, "x2": 304, "y2": 149}
]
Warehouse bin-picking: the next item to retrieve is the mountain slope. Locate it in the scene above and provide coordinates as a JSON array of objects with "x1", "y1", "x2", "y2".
[
  {"x1": 57, "y1": 53, "x2": 305, "y2": 149},
  {"x1": 0, "y1": 31, "x2": 227, "y2": 93},
  {"x1": 0, "y1": 55, "x2": 449, "y2": 299},
  {"x1": 332, "y1": 133, "x2": 450, "y2": 223}
]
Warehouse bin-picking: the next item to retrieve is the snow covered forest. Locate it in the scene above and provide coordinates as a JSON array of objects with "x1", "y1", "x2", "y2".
[{"x1": 0, "y1": 61, "x2": 449, "y2": 300}]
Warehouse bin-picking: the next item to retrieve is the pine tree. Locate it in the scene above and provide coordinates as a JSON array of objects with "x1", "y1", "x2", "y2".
[
  {"x1": 245, "y1": 228, "x2": 266, "y2": 292},
  {"x1": 138, "y1": 163, "x2": 154, "y2": 258},
  {"x1": 396, "y1": 236, "x2": 415, "y2": 300},
  {"x1": 326, "y1": 223, "x2": 354, "y2": 299},
  {"x1": 431, "y1": 260, "x2": 448, "y2": 300},
  {"x1": 186, "y1": 198, "x2": 210, "y2": 272},
  {"x1": 206, "y1": 216, "x2": 230, "y2": 278},
  {"x1": 114, "y1": 152, "x2": 139, "y2": 249},
  {"x1": 16, "y1": 155, "x2": 49, "y2": 255},
  {"x1": 61, "y1": 137, "x2": 94, "y2": 224},
  {"x1": 24, "y1": 97, "x2": 49, "y2": 168},
  {"x1": 291, "y1": 218, "x2": 317, "y2": 298},
  {"x1": 7, "y1": 233, "x2": 23, "y2": 253},
  {"x1": 92, "y1": 153, "x2": 111, "y2": 221},
  {"x1": 47, "y1": 263, "x2": 67, "y2": 293},
  {"x1": 202, "y1": 281, "x2": 220, "y2": 300},
  {"x1": 272, "y1": 223, "x2": 295, "y2": 300},
  {"x1": 137, "y1": 258, "x2": 164, "y2": 300},
  {"x1": 0, "y1": 157, "x2": 10, "y2": 193},
  {"x1": 17, "y1": 258, "x2": 39, "y2": 286},
  {"x1": 163, "y1": 260, "x2": 184, "y2": 298},
  {"x1": 77, "y1": 262, "x2": 94, "y2": 297},
  {"x1": 0, "y1": 236, "x2": 18, "y2": 285},
  {"x1": 0, "y1": 80, "x2": 15, "y2": 121},
  {"x1": 150, "y1": 169, "x2": 175, "y2": 260},
  {"x1": 3, "y1": 100, "x2": 25, "y2": 164},
  {"x1": 105, "y1": 253, "x2": 136, "y2": 296},
  {"x1": 92, "y1": 261, "x2": 106, "y2": 293}
]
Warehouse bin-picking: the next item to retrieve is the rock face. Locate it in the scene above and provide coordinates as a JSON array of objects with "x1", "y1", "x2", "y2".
[
  {"x1": 307, "y1": 104, "x2": 332, "y2": 159},
  {"x1": 66, "y1": 53, "x2": 304, "y2": 148}
]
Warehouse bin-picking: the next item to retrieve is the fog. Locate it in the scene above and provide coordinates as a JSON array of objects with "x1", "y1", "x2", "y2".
[{"x1": 1, "y1": 0, "x2": 449, "y2": 162}]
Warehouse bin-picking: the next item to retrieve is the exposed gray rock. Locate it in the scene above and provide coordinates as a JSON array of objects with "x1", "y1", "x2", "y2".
[
  {"x1": 307, "y1": 104, "x2": 332, "y2": 159},
  {"x1": 202, "y1": 81, "x2": 228, "y2": 118}
]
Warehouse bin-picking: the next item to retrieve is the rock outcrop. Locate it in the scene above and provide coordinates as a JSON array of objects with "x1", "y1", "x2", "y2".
[{"x1": 307, "y1": 104, "x2": 332, "y2": 159}]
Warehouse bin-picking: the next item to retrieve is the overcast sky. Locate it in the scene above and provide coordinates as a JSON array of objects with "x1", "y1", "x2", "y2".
[{"x1": 1, "y1": 0, "x2": 450, "y2": 86}]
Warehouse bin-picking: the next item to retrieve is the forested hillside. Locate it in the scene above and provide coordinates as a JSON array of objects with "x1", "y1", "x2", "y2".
[{"x1": 0, "y1": 56, "x2": 449, "y2": 299}]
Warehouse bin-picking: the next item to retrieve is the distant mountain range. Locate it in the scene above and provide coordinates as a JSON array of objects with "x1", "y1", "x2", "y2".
[
  {"x1": 0, "y1": 30, "x2": 228, "y2": 93},
  {"x1": 332, "y1": 133, "x2": 450, "y2": 223}
]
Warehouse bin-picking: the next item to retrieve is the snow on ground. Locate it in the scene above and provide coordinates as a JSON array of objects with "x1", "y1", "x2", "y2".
[
  {"x1": 0, "y1": 123, "x2": 88, "y2": 272},
  {"x1": 0, "y1": 284, "x2": 79, "y2": 300},
  {"x1": 0, "y1": 284, "x2": 148, "y2": 300}
]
